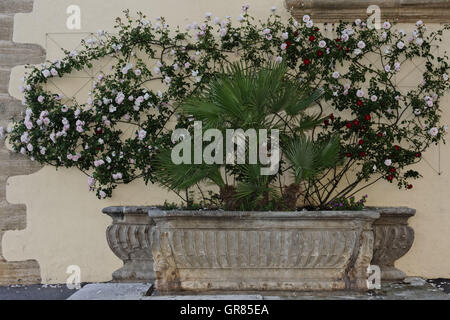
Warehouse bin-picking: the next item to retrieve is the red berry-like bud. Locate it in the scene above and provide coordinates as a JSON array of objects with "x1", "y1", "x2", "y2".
[
  {"x1": 394, "y1": 145, "x2": 400, "y2": 151},
  {"x1": 359, "y1": 151, "x2": 366, "y2": 157},
  {"x1": 390, "y1": 167, "x2": 396, "y2": 173},
  {"x1": 358, "y1": 139, "x2": 364, "y2": 145},
  {"x1": 294, "y1": 31, "x2": 299, "y2": 37},
  {"x1": 329, "y1": 114, "x2": 335, "y2": 121},
  {"x1": 285, "y1": 41, "x2": 291, "y2": 48},
  {"x1": 309, "y1": 35, "x2": 316, "y2": 42},
  {"x1": 378, "y1": 132, "x2": 383, "y2": 137},
  {"x1": 357, "y1": 100, "x2": 363, "y2": 107},
  {"x1": 407, "y1": 184, "x2": 413, "y2": 189},
  {"x1": 415, "y1": 152, "x2": 422, "y2": 158},
  {"x1": 324, "y1": 119, "x2": 329, "y2": 126},
  {"x1": 346, "y1": 152, "x2": 352, "y2": 158},
  {"x1": 365, "y1": 114, "x2": 371, "y2": 121},
  {"x1": 346, "y1": 122, "x2": 352, "y2": 129},
  {"x1": 317, "y1": 50, "x2": 323, "y2": 57},
  {"x1": 387, "y1": 174, "x2": 394, "y2": 181},
  {"x1": 95, "y1": 128, "x2": 103, "y2": 135},
  {"x1": 353, "y1": 120, "x2": 359, "y2": 126},
  {"x1": 303, "y1": 58, "x2": 311, "y2": 65}
]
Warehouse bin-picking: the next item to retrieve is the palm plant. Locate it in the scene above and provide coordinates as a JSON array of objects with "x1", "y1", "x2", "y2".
[{"x1": 154, "y1": 63, "x2": 341, "y2": 210}]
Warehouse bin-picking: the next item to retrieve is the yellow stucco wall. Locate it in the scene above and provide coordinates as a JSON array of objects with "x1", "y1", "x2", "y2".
[{"x1": 3, "y1": 0, "x2": 450, "y2": 283}]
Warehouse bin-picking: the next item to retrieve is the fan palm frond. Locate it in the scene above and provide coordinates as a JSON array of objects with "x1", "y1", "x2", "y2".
[{"x1": 154, "y1": 148, "x2": 224, "y2": 191}]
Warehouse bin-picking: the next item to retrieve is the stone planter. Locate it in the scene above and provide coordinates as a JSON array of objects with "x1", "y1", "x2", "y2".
[
  {"x1": 149, "y1": 210, "x2": 380, "y2": 293},
  {"x1": 370, "y1": 207, "x2": 416, "y2": 282},
  {"x1": 103, "y1": 206, "x2": 155, "y2": 282}
]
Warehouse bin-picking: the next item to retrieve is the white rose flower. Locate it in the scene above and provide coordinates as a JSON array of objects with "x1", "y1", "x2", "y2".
[
  {"x1": 138, "y1": 129, "x2": 147, "y2": 141},
  {"x1": 429, "y1": 127, "x2": 439, "y2": 136},
  {"x1": 383, "y1": 21, "x2": 391, "y2": 30},
  {"x1": 371, "y1": 95, "x2": 378, "y2": 102},
  {"x1": 397, "y1": 41, "x2": 405, "y2": 49},
  {"x1": 356, "y1": 89, "x2": 365, "y2": 98},
  {"x1": 282, "y1": 32, "x2": 289, "y2": 40},
  {"x1": 303, "y1": 15, "x2": 310, "y2": 23},
  {"x1": 357, "y1": 41, "x2": 366, "y2": 49},
  {"x1": 384, "y1": 159, "x2": 392, "y2": 166},
  {"x1": 318, "y1": 40, "x2": 326, "y2": 48},
  {"x1": 332, "y1": 72, "x2": 340, "y2": 79},
  {"x1": 219, "y1": 28, "x2": 227, "y2": 37}
]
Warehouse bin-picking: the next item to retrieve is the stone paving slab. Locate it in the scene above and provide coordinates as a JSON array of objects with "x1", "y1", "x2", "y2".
[
  {"x1": 67, "y1": 279, "x2": 450, "y2": 300},
  {"x1": 0, "y1": 284, "x2": 78, "y2": 300}
]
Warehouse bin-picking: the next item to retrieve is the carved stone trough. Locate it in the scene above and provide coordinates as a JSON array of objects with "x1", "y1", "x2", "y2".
[
  {"x1": 103, "y1": 206, "x2": 416, "y2": 287},
  {"x1": 148, "y1": 210, "x2": 380, "y2": 293}
]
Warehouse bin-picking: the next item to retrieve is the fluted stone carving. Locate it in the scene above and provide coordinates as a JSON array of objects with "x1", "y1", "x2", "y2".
[
  {"x1": 371, "y1": 207, "x2": 415, "y2": 281},
  {"x1": 103, "y1": 207, "x2": 155, "y2": 282},
  {"x1": 150, "y1": 210, "x2": 379, "y2": 292}
]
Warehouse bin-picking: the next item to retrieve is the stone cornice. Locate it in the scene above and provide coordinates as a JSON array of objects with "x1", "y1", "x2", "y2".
[{"x1": 285, "y1": 0, "x2": 450, "y2": 23}]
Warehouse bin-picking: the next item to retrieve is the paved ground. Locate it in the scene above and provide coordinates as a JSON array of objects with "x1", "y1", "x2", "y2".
[
  {"x1": 0, "y1": 284, "x2": 82, "y2": 300},
  {"x1": 1, "y1": 278, "x2": 449, "y2": 300},
  {"x1": 428, "y1": 279, "x2": 450, "y2": 294},
  {"x1": 68, "y1": 278, "x2": 450, "y2": 300}
]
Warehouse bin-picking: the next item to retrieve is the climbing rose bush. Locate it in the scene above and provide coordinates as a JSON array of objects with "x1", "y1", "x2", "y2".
[{"x1": 1, "y1": 5, "x2": 449, "y2": 205}]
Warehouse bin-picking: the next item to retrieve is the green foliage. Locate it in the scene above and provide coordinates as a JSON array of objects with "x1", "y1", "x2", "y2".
[
  {"x1": 3, "y1": 6, "x2": 449, "y2": 208},
  {"x1": 155, "y1": 63, "x2": 340, "y2": 210},
  {"x1": 327, "y1": 195, "x2": 368, "y2": 211}
]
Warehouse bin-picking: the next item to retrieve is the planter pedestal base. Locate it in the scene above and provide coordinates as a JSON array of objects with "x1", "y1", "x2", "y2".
[
  {"x1": 380, "y1": 266, "x2": 407, "y2": 282},
  {"x1": 112, "y1": 260, "x2": 155, "y2": 282}
]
